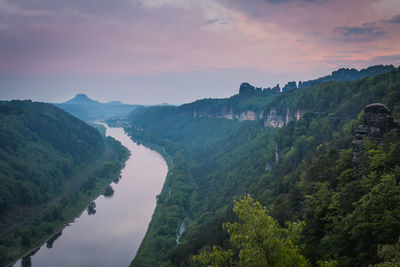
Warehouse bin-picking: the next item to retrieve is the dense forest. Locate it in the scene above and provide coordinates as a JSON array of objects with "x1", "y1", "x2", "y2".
[
  {"x1": 298, "y1": 64, "x2": 397, "y2": 88},
  {"x1": 124, "y1": 67, "x2": 400, "y2": 266},
  {"x1": 0, "y1": 100, "x2": 129, "y2": 265},
  {"x1": 0, "y1": 100, "x2": 104, "y2": 215},
  {"x1": 141, "y1": 65, "x2": 396, "y2": 123}
]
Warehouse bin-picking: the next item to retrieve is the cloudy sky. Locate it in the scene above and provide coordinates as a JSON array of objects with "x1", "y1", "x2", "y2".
[{"x1": 1, "y1": 0, "x2": 399, "y2": 104}]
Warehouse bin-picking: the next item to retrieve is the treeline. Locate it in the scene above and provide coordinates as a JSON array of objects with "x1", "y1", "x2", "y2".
[
  {"x1": 127, "y1": 69, "x2": 400, "y2": 266},
  {"x1": 299, "y1": 64, "x2": 397, "y2": 88},
  {"x1": 179, "y1": 87, "x2": 279, "y2": 116},
  {"x1": 264, "y1": 68, "x2": 400, "y2": 118}
]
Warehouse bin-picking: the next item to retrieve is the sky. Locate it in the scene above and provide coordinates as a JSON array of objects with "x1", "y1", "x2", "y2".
[{"x1": 0, "y1": 0, "x2": 400, "y2": 105}]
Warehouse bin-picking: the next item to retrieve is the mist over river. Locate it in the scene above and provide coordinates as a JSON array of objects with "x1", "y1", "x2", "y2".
[{"x1": 14, "y1": 125, "x2": 168, "y2": 267}]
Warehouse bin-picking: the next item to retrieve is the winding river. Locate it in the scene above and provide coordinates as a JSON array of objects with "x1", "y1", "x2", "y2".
[{"x1": 14, "y1": 125, "x2": 168, "y2": 267}]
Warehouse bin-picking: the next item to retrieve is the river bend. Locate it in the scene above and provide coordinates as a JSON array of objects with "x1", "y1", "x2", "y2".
[{"x1": 14, "y1": 125, "x2": 167, "y2": 267}]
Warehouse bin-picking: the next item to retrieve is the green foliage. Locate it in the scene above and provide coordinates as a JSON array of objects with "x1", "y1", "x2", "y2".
[
  {"x1": 20, "y1": 231, "x2": 32, "y2": 247},
  {"x1": 194, "y1": 195, "x2": 308, "y2": 267},
  {"x1": 375, "y1": 237, "x2": 400, "y2": 266},
  {"x1": 0, "y1": 100, "x2": 130, "y2": 266},
  {"x1": 128, "y1": 69, "x2": 400, "y2": 266},
  {"x1": 179, "y1": 89, "x2": 279, "y2": 116},
  {"x1": 0, "y1": 100, "x2": 104, "y2": 216},
  {"x1": 0, "y1": 245, "x2": 7, "y2": 266}
]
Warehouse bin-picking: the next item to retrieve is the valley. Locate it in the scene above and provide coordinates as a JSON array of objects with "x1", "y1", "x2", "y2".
[
  {"x1": 0, "y1": 101, "x2": 129, "y2": 266},
  {"x1": 2, "y1": 1, "x2": 400, "y2": 266},
  {"x1": 123, "y1": 67, "x2": 400, "y2": 266},
  {"x1": 13, "y1": 125, "x2": 167, "y2": 267},
  {"x1": 1, "y1": 65, "x2": 400, "y2": 267}
]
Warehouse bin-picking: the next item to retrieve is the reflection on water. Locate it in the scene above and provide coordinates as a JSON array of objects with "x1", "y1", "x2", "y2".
[
  {"x1": 46, "y1": 231, "x2": 62, "y2": 249},
  {"x1": 113, "y1": 176, "x2": 120, "y2": 184},
  {"x1": 87, "y1": 202, "x2": 96, "y2": 216},
  {"x1": 14, "y1": 126, "x2": 168, "y2": 267},
  {"x1": 21, "y1": 256, "x2": 31, "y2": 267},
  {"x1": 103, "y1": 185, "x2": 114, "y2": 198}
]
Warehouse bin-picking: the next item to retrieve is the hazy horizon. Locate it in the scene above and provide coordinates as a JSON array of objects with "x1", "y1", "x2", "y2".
[{"x1": 1, "y1": 0, "x2": 400, "y2": 105}]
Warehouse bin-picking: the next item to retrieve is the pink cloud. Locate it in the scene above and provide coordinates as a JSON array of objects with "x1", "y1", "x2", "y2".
[{"x1": 0, "y1": 0, "x2": 399, "y2": 78}]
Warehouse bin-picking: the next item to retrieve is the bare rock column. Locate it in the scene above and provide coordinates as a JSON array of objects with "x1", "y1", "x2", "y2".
[{"x1": 352, "y1": 103, "x2": 399, "y2": 164}]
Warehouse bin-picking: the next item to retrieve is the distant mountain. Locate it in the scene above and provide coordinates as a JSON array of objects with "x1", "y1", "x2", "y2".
[
  {"x1": 63, "y1": 93, "x2": 99, "y2": 105},
  {"x1": 157, "y1": 102, "x2": 172, "y2": 106},
  {"x1": 105, "y1": 101, "x2": 123, "y2": 105},
  {"x1": 54, "y1": 94, "x2": 141, "y2": 122}
]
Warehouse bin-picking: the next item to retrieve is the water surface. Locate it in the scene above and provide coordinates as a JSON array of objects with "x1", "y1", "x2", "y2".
[{"x1": 14, "y1": 126, "x2": 167, "y2": 267}]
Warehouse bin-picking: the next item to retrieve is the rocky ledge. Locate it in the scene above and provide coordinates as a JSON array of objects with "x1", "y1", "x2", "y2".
[{"x1": 352, "y1": 103, "x2": 399, "y2": 164}]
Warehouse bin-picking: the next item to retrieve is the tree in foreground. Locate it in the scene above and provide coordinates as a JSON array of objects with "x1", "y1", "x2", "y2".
[{"x1": 193, "y1": 194, "x2": 309, "y2": 267}]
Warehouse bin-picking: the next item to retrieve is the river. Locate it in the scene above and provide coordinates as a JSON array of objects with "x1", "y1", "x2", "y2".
[{"x1": 14, "y1": 125, "x2": 168, "y2": 267}]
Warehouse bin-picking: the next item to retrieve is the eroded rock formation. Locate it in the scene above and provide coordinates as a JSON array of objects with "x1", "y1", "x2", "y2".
[{"x1": 352, "y1": 103, "x2": 399, "y2": 164}]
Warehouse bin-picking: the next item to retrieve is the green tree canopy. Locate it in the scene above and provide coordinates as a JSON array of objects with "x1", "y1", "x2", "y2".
[{"x1": 194, "y1": 195, "x2": 309, "y2": 267}]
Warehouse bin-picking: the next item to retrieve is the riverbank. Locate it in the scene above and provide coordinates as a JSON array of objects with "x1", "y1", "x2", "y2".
[
  {"x1": 2, "y1": 137, "x2": 130, "y2": 266},
  {"x1": 15, "y1": 125, "x2": 167, "y2": 266}
]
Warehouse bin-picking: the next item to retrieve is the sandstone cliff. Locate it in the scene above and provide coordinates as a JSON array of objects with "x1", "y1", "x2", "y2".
[{"x1": 352, "y1": 103, "x2": 400, "y2": 164}]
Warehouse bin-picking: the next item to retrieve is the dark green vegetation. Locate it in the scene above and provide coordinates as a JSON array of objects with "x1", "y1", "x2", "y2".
[
  {"x1": 193, "y1": 195, "x2": 308, "y2": 267},
  {"x1": 0, "y1": 100, "x2": 129, "y2": 266},
  {"x1": 0, "y1": 100, "x2": 104, "y2": 215},
  {"x1": 127, "y1": 67, "x2": 400, "y2": 266},
  {"x1": 298, "y1": 64, "x2": 396, "y2": 88},
  {"x1": 179, "y1": 82, "x2": 280, "y2": 117},
  {"x1": 54, "y1": 93, "x2": 141, "y2": 122}
]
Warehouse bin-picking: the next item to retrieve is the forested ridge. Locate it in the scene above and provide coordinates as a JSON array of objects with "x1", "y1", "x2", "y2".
[
  {"x1": 126, "y1": 68, "x2": 400, "y2": 266},
  {"x1": 0, "y1": 100, "x2": 104, "y2": 214},
  {"x1": 0, "y1": 100, "x2": 129, "y2": 265}
]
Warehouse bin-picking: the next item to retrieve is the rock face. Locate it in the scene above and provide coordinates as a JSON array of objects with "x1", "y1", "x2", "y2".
[
  {"x1": 191, "y1": 108, "x2": 262, "y2": 121},
  {"x1": 239, "y1": 82, "x2": 256, "y2": 94},
  {"x1": 282, "y1": 81, "x2": 297, "y2": 92},
  {"x1": 352, "y1": 103, "x2": 399, "y2": 164},
  {"x1": 264, "y1": 108, "x2": 305, "y2": 127}
]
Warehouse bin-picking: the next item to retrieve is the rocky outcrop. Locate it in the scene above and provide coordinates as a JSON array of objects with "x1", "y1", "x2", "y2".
[
  {"x1": 264, "y1": 108, "x2": 305, "y2": 127},
  {"x1": 264, "y1": 108, "x2": 286, "y2": 127},
  {"x1": 352, "y1": 103, "x2": 400, "y2": 164},
  {"x1": 282, "y1": 81, "x2": 297, "y2": 93},
  {"x1": 190, "y1": 105, "x2": 306, "y2": 126},
  {"x1": 239, "y1": 82, "x2": 262, "y2": 94},
  {"x1": 192, "y1": 108, "x2": 262, "y2": 121}
]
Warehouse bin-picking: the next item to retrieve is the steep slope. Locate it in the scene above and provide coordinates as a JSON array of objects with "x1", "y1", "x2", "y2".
[
  {"x1": 0, "y1": 100, "x2": 105, "y2": 216},
  {"x1": 145, "y1": 65, "x2": 396, "y2": 125},
  {"x1": 55, "y1": 93, "x2": 141, "y2": 122},
  {"x1": 126, "y1": 68, "x2": 400, "y2": 266},
  {"x1": 178, "y1": 83, "x2": 280, "y2": 121},
  {"x1": 0, "y1": 100, "x2": 129, "y2": 265}
]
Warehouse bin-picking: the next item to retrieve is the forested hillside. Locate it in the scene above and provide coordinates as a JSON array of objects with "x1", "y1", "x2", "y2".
[
  {"x1": 134, "y1": 64, "x2": 396, "y2": 124},
  {"x1": 0, "y1": 100, "x2": 104, "y2": 215},
  {"x1": 0, "y1": 100, "x2": 129, "y2": 265},
  {"x1": 178, "y1": 82, "x2": 280, "y2": 120},
  {"x1": 126, "y1": 68, "x2": 400, "y2": 266}
]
